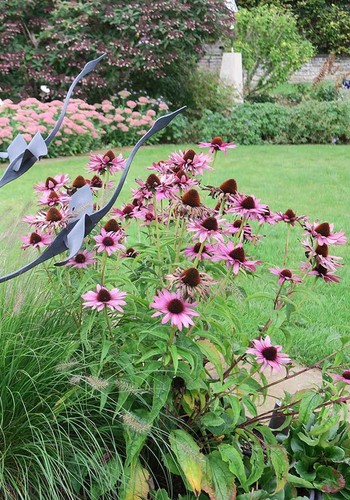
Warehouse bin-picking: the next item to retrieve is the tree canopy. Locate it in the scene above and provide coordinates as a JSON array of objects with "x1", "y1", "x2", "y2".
[
  {"x1": 237, "y1": 0, "x2": 350, "y2": 56},
  {"x1": 0, "y1": 0, "x2": 233, "y2": 103}
]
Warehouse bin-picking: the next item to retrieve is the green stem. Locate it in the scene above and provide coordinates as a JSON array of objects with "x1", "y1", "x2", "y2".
[
  {"x1": 104, "y1": 307, "x2": 113, "y2": 339},
  {"x1": 283, "y1": 224, "x2": 291, "y2": 267},
  {"x1": 168, "y1": 326, "x2": 177, "y2": 347},
  {"x1": 101, "y1": 251, "x2": 108, "y2": 285}
]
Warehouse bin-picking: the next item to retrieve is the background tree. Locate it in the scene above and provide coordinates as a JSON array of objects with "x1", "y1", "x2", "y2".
[
  {"x1": 0, "y1": 0, "x2": 233, "y2": 104},
  {"x1": 237, "y1": 0, "x2": 350, "y2": 56},
  {"x1": 234, "y1": 5, "x2": 315, "y2": 97}
]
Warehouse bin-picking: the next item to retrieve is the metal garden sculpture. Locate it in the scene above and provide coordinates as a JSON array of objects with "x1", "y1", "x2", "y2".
[
  {"x1": 0, "y1": 54, "x2": 106, "y2": 188},
  {"x1": 0, "y1": 81, "x2": 185, "y2": 282}
]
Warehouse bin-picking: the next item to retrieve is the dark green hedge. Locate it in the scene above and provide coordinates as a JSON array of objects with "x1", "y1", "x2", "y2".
[{"x1": 189, "y1": 101, "x2": 350, "y2": 145}]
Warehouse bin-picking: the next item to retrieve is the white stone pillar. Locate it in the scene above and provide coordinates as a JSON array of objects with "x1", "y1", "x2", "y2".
[{"x1": 220, "y1": 52, "x2": 244, "y2": 103}]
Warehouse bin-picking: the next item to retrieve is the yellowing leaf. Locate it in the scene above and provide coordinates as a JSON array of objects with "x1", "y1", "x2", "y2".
[
  {"x1": 124, "y1": 461, "x2": 150, "y2": 500},
  {"x1": 169, "y1": 430, "x2": 203, "y2": 494}
]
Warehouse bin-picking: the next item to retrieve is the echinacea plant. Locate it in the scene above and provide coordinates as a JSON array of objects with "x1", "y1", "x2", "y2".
[{"x1": 3, "y1": 131, "x2": 350, "y2": 499}]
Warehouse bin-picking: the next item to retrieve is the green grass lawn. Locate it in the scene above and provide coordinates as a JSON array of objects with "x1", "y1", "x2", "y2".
[{"x1": 0, "y1": 144, "x2": 349, "y2": 365}]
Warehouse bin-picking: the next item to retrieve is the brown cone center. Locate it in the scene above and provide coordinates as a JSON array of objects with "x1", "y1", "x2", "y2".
[
  {"x1": 104, "y1": 219, "x2": 120, "y2": 232},
  {"x1": 342, "y1": 371, "x2": 350, "y2": 380},
  {"x1": 103, "y1": 236, "x2": 115, "y2": 247},
  {"x1": 46, "y1": 207, "x2": 62, "y2": 222},
  {"x1": 262, "y1": 346, "x2": 278, "y2": 361},
  {"x1": 229, "y1": 247, "x2": 245, "y2": 262},
  {"x1": 181, "y1": 189, "x2": 201, "y2": 207},
  {"x1": 315, "y1": 222, "x2": 330, "y2": 237},
  {"x1": 219, "y1": 179, "x2": 237, "y2": 194},
  {"x1": 167, "y1": 298, "x2": 184, "y2": 314},
  {"x1": 97, "y1": 288, "x2": 111, "y2": 302},
  {"x1": 181, "y1": 268, "x2": 201, "y2": 287},
  {"x1": 211, "y1": 136, "x2": 224, "y2": 146},
  {"x1": 146, "y1": 174, "x2": 160, "y2": 188},
  {"x1": 75, "y1": 253, "x2": 86, "y2": 263},
  {"x1": 183, "y1": 149, "x2": 196, "y2": 162},
  {"x1": 201, "y1": 217, "x2": 218, "y2": 231},
  {"x1": 316, "y1": 244, "x2": 328, "y2": 257},
  {"x1": 284, "y1": 209, "x2": 295, "y2": 219},
  {"x1": 280, "y1": 269, "x2": 292, "y2": 278},
  {"x1": 29, "y1": 232, "x2": 42, "y2": 244},
  {"x1": 241, "y1": 196, "x2": 255, "y2": 210}
]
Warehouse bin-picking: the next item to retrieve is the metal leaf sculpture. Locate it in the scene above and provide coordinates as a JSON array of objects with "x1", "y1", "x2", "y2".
[
  {"x1": 0, "y1": 106, "x2": 186, "y2": 283},
  {"x1": 0, "y1": 54, "x2": 105, "y2": 188}
]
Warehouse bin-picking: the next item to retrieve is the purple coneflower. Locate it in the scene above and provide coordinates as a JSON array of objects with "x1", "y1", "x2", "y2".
[
  {"x1": 38, "y1": 190, "x2": 69, "y2": 207},
  {"x1": 112, "y1": 203, "x2": 136, "y2": 220},
  {"x1": 229, "y1": 219, "x2": 255, "y2": 242},
  {"x1": 304, "y1": 221, "x2": 347, "y2": 246},
  {"x1": 35, "y1": 174, "x2": 70, "y2": 193},
  {"x1": 150, "y1": 289, "x2": 200, "y2": 331},
  {"x1": 333, "y1": 370, "x2": 350, "y2": 384},
  {"x1": 199, "y1": 136, "x2": 237, "y2": 154},
  {"x1": 167, "y1": 149, "x2": 213, "y2": 176},
  {"x1": 82, "y1": 285, "x2": 127, "y2": 312},
  {"x1": 183, "y1": 242, "x2": 212, "y2": 261},
  {"x1": 211, "y1": 242, "x2": 262, "y2": 275},
  {"x1": 187, "y1": 216, "x2": 228, "y2": 243},
  {"x1": 171, "y1": 189, "x2": 211, "y2": 219},
  {"x1": 23, "y1": 206, "x2": 69, "y2": 232},
  {"x1": 65, "y1": 250, "x2": 95, "y2": 269},
  {"x1": 228, "y1": 194, "x2": 269, "y2": 223},
  {"x1": 275, "y1": 208, "x2": 306, "y2": 226},
  {"x1": 269, "y1": 266, "x2": 302, "y2": 285},
  {"x1": 94, "y1": 228, "x2": 125, "y2": 256},
  {"x1": 21, "y1": 231, "x2": 52, "y2": 249},
  {"x1": 308, "y1": 264, "x2": 340, "y2": 283},
  {"x1": 87, "y1": 150, "x2": 126, "y2": 175},
  {"x1": 165, "y1": 267, "x2": 214, "y2": 301},
  {"x1": 246, "y1": 335, "x2": 291, "y2": 373},
  {"x1": 302, "y1": 240, "x2": 343, "y2": 272}
]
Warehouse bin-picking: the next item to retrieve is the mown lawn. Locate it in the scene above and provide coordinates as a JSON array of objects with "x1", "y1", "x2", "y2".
[{"x1": 0, "y1": 144, "x2": 349, "y2": 365}]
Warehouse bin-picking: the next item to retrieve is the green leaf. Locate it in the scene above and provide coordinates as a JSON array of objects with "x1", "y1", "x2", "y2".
[
  {"x1": 246, "y1": 444, "x2": 265, "y2": 486},
  {"x1": 219, "y1": 444, "x2": 247, "y2": 488},
  {"x1": 298, "y1": 392, "x2": 323, "y2": 424},
  {"x1": 197, "y1": 339, "x2": 223, "y2": 381},
  {"x1": 286, "y1": 473, "x2": 314, "y2": 489},
  {"x1": 169, "y1": 430, "x2": 203, "y2": 494},
  {"x1": 294, "y1": 460, "x2": 316, "y2": 481},
  {"x1": 168, "y1": 345, "x2": 178, "y2": 374},
  {"x1": 267, "y1": 444, "x2": 289, "y2": 493},
  {"x1": 202, "y1": 451, "x2": 236, "y2": 500},
  {"x1": 297, "y1": 432, "x2": 320, "y2": 447},
  {"x1": 201, "y1": 412, "x2": 225, "y2": 428}
]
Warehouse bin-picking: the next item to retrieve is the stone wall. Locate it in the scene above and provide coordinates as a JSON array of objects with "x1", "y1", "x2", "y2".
[
  {"x1": 198, "y1": 46, "x2": 350, "y2": 83},
  {"x1": 290, "y1": 55, "x2": 350, "y2": 83}
]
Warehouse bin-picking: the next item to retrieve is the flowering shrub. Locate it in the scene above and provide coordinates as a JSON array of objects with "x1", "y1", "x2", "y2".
[
  {"x1": 0, "y1": 94, "x2": 171, "y2": 157},
  {"x1": 7, "y1": 140, "x2": 350, "y2": 497}
]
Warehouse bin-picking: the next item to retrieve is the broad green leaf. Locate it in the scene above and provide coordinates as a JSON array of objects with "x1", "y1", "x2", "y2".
[
  {"x1": 309, "y1": 414, "x2": 340, "y2": 437},
  {"x1": 219, "y1": 444, "x2": 247, "y2": 487},
  {"x1": 169, "y1": 430, "x2": 203, "y2": 494},
  {"x1": 246, "y1": 444, "x2": 265, "y2": 486},
  {"x1": 153, "y1": 489, "x2": 171, "y2": 500},
  {"x1": 150, "y1": 372, "x2": 171, "y2": 421},
  {"x1": 294, "y1": 460, "x2": 316, "y2": 481},
  {"x1": 267, "y1": 444, "x2": 289, "y2": 493},
  {"x1": 201, "y1": 412, "x2": 225, "y2": 428},
  {"x1": 197, "y1": 339, "x2": 223, "y2": 381},
  {"x1": 297, "y1": 432, "x2": 320, "y2": 447},
  {"x1": 298, "y1": 392, "x2": 323, "y2": 424},
  {"x1": 202, "y1": 451, "x2": 236, "y2": 500}
]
